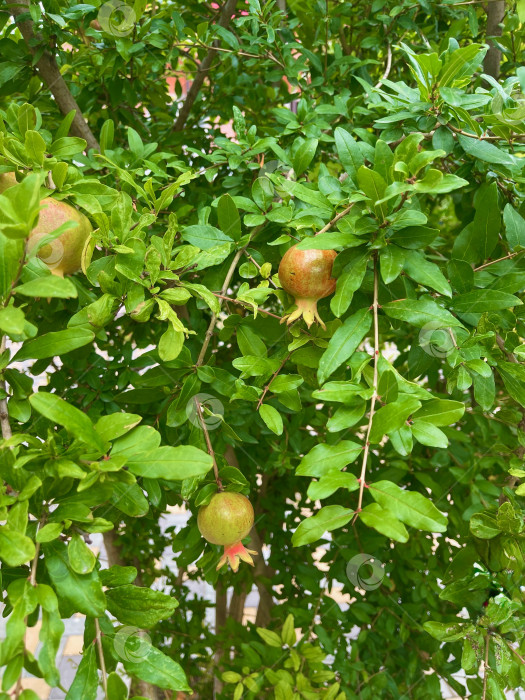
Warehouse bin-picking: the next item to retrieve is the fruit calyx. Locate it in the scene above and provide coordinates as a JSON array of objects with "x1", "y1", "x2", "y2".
[
  {"x1": 218, "y1": 541, "x2": 257, "y2": 572},
  {"x1": 278, "y1": 246, "x2": 337, "y2": 330},
  {"x1": 197, "y1": 491, "x2": 257, "y2": 572}
]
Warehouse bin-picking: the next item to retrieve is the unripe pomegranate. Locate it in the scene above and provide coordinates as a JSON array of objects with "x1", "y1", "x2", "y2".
[
  {"x1": 0, "y1": 172, "x2": 17, "y2": 193},
  {"x1": 27, "y1": 198, "x2": 92, "y2": 277},
  {"x1": 0, "y1": 175, "x2": 92, "y2": 277},
  {"x1": 278, "y1": 245, "x2": 337, "y2": 329},
  {"x1": 198, "y1": 491, "x2": 257, "y2": 572}
]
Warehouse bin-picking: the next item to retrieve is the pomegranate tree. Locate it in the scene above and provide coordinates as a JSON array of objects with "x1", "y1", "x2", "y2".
[
  {"x1": 278, "y1": 245, "x2": 337, "y2": 329},
  {"x1": 197, "y1": 491, "x2": 257, "y2": 572}
]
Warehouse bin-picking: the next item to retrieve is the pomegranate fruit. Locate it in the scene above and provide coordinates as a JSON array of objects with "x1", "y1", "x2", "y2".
[
  {"x1": 27, "y1": 198, "x2": 92, "y2": 277},
  {"x1": 278, "y1": 245, "x2": 337, "y2": 329},
  {"x1": 0, "y1": 175, "x2": 91, "y2": 276},
  {"x1": 0, "y1": 172, "x2": 17, "y2": 193},
  {"x1": 197, "y1": 491, "x2": 257, "y2": 572}
]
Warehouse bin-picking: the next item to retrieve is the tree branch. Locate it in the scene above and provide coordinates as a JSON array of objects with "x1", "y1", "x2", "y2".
[
  {"x1": 173, "y1": 0, "x2": 238, "y2": 131},
  {"x1": 194, "y1": 397, "x2": 223, "y2": 490},
  {"x1": 315, "y1": 204, "x2": 354, "y2": 236},
  {"x1": 94, "y1": 618, "x2": 108, "y2": 699},
  {"x1": 483, "y1": 0, "x2": 505, "y2": 80},
  {"x1": 8, "y1": 0, "x2": 99, "y2": 151},
  {"x1": 256, "y1": 352, "x2": 291, "y2": 410},
  {"x1": 353, "y1": 252, "x2": 379, "y2": 522}
]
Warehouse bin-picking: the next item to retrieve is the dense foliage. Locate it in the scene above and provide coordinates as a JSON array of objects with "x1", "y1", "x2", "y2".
[{"x1": 0, "y1": 0, "x2": 525, "y2": 698}]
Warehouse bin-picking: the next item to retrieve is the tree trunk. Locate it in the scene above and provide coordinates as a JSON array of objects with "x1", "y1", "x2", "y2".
[{"x1": 484, "y1": 0, "x2": 506, "y2": 80}]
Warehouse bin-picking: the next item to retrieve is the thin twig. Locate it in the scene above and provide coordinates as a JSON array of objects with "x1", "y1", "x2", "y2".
[
  {"x1": 375, "y1": 43, "x2": 392, "y2": 89},
  {"x1": 0, "y1": 336, "x2": 12, "y2": 440},
  {"x1": 256, "y1": 352, "x2": 292, "y2": 411},
  {"x1": 196, "y1": 228, "x2": 264, "y2": 366},
  {"x1": 194, "y1": 398, "x2": 222, "y2": 490},
  {"x1": 211, "y1": 293, "x2": 282, "y2": 320},
  {"x1": 243, "y1": 251, "x2": 279, "y2": 288},
  {"x1": 94, "y1": 618, "x2": 108, "y2": 699},
  {"x1": 315, "y1": 204, "x2": 354, "y2": 237},
  {"x1": 353, "y1": 253, "x2": 379, "y2": 523},
  {"x1": 474, "y1": 251, "x2": 521, "y2": 271},
  {"x1": 30, "y1": 542, "x2": 40, "y2": 586},
  {"x1": 482, "y1": 633, "x2": 490, "y2": 700}
]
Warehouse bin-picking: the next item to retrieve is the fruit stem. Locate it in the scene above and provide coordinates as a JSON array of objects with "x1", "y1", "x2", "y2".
[
  {"x1": 194, "y1": 397, "x2": 223, "y2": 491},
  {"x1": 353, "y1": 252, "x2": 380, "y2": 523}
]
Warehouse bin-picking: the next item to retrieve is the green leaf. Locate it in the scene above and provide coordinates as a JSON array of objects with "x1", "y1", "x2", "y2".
[
  {"x1": 281, "y1": 614, "x2": 297, "y2": 647},
  {"x1": 383, "y1": 297, "x2": 462, "y2": 328},
  {"x1": 64, "y1": 643, "x2": 98, "y2": 700},
  {"x1": 370, "y1": 396, "x2": 421, "y2": 443},
  {"x1": 106, "y1": 673, "x2": 128, "y2": 700},
  {"x1": 380, "y1": 245, "x2": 406, "y2": 284},
  {"x1": 14, "y1": 276, "x2": 78, "y2": 298},
  {"x1": 0, "y1": 306, "x2": 25, "y2": 336},
  {"x1": 498, "y1": 362, "x2": 525, "y2": 407},
  {"x1": 29, "y1": 392, "x2": 106, "y2": 452},
  {"x1": 292, "y1": 505, "x2": 353, "y2": 546},
  {"x1": 503, "y1": 203, "x2": 525, "y2": 250},
  {"x1": 412, "y1": 399, "x2": 465, "y2": 426},
  {"x1": 411, "y1": 420, "x2": 448, "y2": 448},
  {"x1": 24, "y1": 130, "x2": 46, "y2": 167},
  {"x1": 369, "y1": 480, "x2": 448, "y2": 532},
  {"x1": 359, "y1": 503, "x2": 409, "y2": 542},
  {"x1": 296, "y1": 441, "x2": 362, "y2": 477},
  {"x1": 111, "y1": 482, "x2": 149, "y2": 517},
  {"x1": 15, "y1": 328, "x2": 95, "y2": 361},
  {"x1": 49, "y1": 137, "x2": 87, "y2": 158},
  {"x1": 44, "y1": 541, "x2": 106, "y2": 617},
  {"x1": 106, "y1": 585, "x2": 178, "y2": 628},
  {"x1": 458, "y1": 134, "x2": 517, "y2": 167},
  {"x1": 217, "y1": 194, "x2": 241, "y2": 241},
  {"x1": 423, "y1": 621, "x2": 472, "y2": 643},
  {"x1": 158, "y1": 325, "x2": 184, "y2": 363},
  {"x1": 451, "y1": 290, "x2": 522, "y2": 313},
  {"x1": 0, "y1": 526, "x2": 35, "y2": 566},
  {"x1": 68, "y1": 534, "x2": 96, "y2": 574},
  {"x1": 118, "y1": 636, "x2": 190, "y2": 692},
  {"x1": 438, "y1": 44, "x2": 486, "y2": 86},
  {"x1": 293, "y1": 138, "x2": 318, "y2": 177},
  {"x1": 126, "y1": 445, "x2": 213, "y2": 480},
  {"x1": 256, "y1": 628, "x2": 282, "y2": 647},
  {"x1": 330, "y1": 250, "x2": 370, "y2": 317},
  {"x1": 259, "y1": 404, "x2": 283, "y2": 435},
  {"x1": 0, "y1": 234, "x2": 24, "y2": 300},
  {"x1": 452, "y1": 183, "x2": 500, "y2": 263},
  {"x1": 357, "y1": 166, "x2": 387, "y2": 220},
  {"x1": 307, "y1": 469, "x2": 359, "y2": 500},
  {"x1": 334, "y1": 127, "x2": 363, "y2": 182},
  {"x1": 181, "y1": 224, "x2": 234, "y2": 250},
  {"x1": 318, "y1": 308, "x2": 371, "y2": 384},
  {"x1": 389, "y1": 226, "x2": 439, "y2": 249},
  {"x1": 95, "y1": 413, "x2": 142, "y2": 442},
  {"x1": 403, "y1": 251, "x2": 452, "y2": 297}
]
